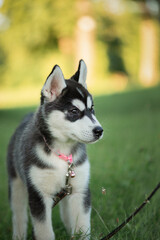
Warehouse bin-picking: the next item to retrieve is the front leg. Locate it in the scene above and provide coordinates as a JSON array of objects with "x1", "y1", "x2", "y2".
[
  {"x1": 28, "y1": 184, "x2": 55, "y2": 240},
  {"x1": 60, "y1": 187, "x2": 91, "y2": 240}
]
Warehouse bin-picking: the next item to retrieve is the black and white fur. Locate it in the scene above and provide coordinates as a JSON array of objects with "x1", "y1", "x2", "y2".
[{"x1": 7, "y1": 60, "x2": 103, "y2": 240}]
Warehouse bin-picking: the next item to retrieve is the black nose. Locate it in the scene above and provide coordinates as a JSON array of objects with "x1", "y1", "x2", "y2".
[{"x1": 93, "y1": 126, "x2": 103, "y2": 138}]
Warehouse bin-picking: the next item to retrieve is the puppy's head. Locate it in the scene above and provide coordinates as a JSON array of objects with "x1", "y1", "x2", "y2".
[{"x1": 40, "y1": 60, "x2": 103, "y2": 144}]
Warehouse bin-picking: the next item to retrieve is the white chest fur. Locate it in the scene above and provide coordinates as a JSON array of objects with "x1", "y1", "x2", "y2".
[
  {"x1": 29, "y1": 144, "x2": 68, "y2": 197},
  {"x1": 29, "y1": 143, "x2": 90, "y2": 198}
]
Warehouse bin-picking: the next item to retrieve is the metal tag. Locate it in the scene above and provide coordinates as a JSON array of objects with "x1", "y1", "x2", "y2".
[{"x1": 65, "y1": 184, "x2": 72, "y2": 195}]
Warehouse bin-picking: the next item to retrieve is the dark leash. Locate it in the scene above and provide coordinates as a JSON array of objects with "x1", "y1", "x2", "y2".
[
  {"x1": 100, "y1": 182, "x2": 160, "y2": 240},
  {"x1": 52, "y1": 165, "x2": 74, "y2": 208},
  {"x1": 52, "y1": 188, "x2": 70, "y2": 207},
  {"x1": 53, "y1": 182, "x2": 160, "y2": 238}
]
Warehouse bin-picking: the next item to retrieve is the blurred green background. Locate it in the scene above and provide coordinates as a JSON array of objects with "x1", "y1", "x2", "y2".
[
  {"x1": 0, "y1": 0, "x2": 159, "y2": 108},
  {"x1": 0, "y1": 1, "x2": 160, "y2": 239}
]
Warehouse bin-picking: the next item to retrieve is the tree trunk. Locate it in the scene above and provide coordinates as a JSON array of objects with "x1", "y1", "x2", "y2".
[{"x1": 139, "y1": 2, "x2": 159, "y2": 86}]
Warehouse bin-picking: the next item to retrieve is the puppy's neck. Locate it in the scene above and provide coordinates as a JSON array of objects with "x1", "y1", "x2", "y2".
[
  {"x1": 53, "y1": 140, "x2": 77, "y2": 156},
  {"x1": 41, "y1": 131, "x2": 77, "y2": 156}
]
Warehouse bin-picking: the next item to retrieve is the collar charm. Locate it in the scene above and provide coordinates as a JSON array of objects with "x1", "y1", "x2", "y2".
[{"x1": 41, "y1": 133, "x2": 76, "y2": 202}]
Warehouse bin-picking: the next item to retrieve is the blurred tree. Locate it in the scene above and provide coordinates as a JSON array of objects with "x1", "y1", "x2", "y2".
[
  {"x1": 0, "y1": 0, "x2": 159, "y2": 92},
  {"x1": 0, "y1": 45, "x2": 6, "y2": 66},
  {"x1": 95, "y1": 7, "x2": 128, "y2": 76},
  {"x1": 75, "y1": 0, "x2": 96, "y2": 86},
  {"x1": 94, "y1": 0, "x2": 159, "y2": 86},
  {"x1": 107, "y1": 37, "x2": 127, "y2": 74},
  {"x1": 0, "y1": 44, "x2": 7, "y2": 80},
  {"x1": 128, "y1": 0, "x2": 159, "y2": 85},
  {"x1": 0, "y1": 0, "x2": 77, "y2": 88},
  {"x1": 1, "y1": 0, "x2": 77, "y2": 51}
]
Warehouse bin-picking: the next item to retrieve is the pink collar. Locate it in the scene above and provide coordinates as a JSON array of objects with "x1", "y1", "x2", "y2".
[
  {"x1": 57, "y1": 153, "x2": 73, "y2": 164},
  {"x1": 41, "y1": 134, "x2": 73, "y2": 164}
]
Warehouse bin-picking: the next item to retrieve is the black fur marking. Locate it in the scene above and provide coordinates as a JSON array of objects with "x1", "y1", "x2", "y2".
[
  {"x1": 66, "y1": 105, "x2": 84, "y2": 122},
  {"x1": 36, "y1": 109, "x2": 53, "y2": 147},
  {"x1": 84, "y1": 109, "x2": 96, "y2": 124},
  {"x1": 17, "y1": 116, "x2": 53, "y2": 171},
  {"x1": 40, "y1": 91, "x2": 45, "y2": 105},
  {"x1": 7, "y1": 151, "x2": 17, "y2": 179},
  {"x1": 7, "y1": 113, "x2": 34, "y2": 180},
  {"x1": 83, "y1": 187, "x2": 91, "y2": 213},
  {"x1": 24, "y1": 151, "x2": 52, "y2": 173},
  {"x1": 72, "y1": 143, "x2": 87, "y2": 166},
  {"x1": 76, "y1": 151, "x2": 87, "y2": 166},
  {"x1": 71, "y1": 60, "x2": 83, "y2": 82},
  {"x1": 28, "y1": 183, "x2": 46, "y2": 221},
  {"x1": 66, "y1": 108, "x2": 95, "y2": 123},
  {"x1": 66, "y1": 80, "x2": 92, "y2": 107},
  {"x1": 8, "y1": 112, "x2": 53, "y2": 180},
  {"x1": 32, "y1": 229, "x2": 36, "y2": 240}
]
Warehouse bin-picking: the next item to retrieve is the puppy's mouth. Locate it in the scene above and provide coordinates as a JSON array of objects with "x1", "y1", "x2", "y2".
[{"x1": 71, "y1": 132, "x2": 103, "y2": 144}]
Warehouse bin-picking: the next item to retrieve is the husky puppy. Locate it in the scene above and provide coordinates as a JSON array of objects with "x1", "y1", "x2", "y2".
[{"x1": 7, "y1": 60, "x2": 103, "y2": 240}]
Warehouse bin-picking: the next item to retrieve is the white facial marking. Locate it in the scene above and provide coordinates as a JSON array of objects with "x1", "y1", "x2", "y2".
[
  {"x1": 76, "y1": 87, "x2": 85, "y2": 98},
  {"x1": 87, "y1": 96, "x2": 92, "y2": 109},
  {"x1": 47, "y1": 110, "x2": 70, "y2": 142},
  {"x1": 72, "y1": 99, "x2": 85, "y2": 111},
  {"x1": 70, "y1": 115, "x2": 102, "y2": 143},
  {"x1": 46, "y1": 100, "x2": 103, "y2": 144}
]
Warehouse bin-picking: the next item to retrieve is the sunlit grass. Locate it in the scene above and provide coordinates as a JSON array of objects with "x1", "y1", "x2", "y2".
[
  {"x1": 0, "y1": 75, "x2": 129, "y2": 109},
  {"x1": 0, "y1": 87, "x2": 40, "y2": 109}
]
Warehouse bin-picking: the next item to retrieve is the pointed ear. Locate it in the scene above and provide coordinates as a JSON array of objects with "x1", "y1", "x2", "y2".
[
  {"x1": 42, "y1": 65, "x2": 66, "y2": 102},
  {"x1": 71, "y1": 59, "x2": 87, "y2": 88}
]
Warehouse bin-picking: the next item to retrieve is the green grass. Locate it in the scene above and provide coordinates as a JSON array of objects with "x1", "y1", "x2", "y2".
[{"x1": 0, "y1": 86, "x2": 160, "y2": 240}]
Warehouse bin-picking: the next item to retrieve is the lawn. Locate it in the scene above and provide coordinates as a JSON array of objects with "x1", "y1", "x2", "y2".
[{"x1": 0, "y1": 86, "x2": 160, "y2": 240}]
